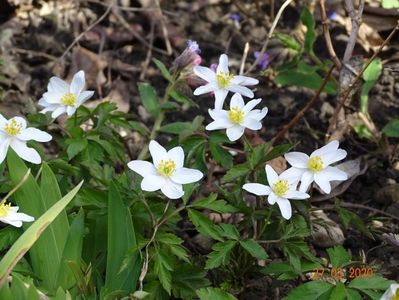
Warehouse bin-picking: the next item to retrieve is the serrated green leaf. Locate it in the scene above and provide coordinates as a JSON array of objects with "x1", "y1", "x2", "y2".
[
  {"x1": 219, "y1": 224, "x2": 240, "y2": 240},
  {"x1": 66, "y1": 139, "x2": 88, "y2": 160},
  {"x1": 160, "y1": 122, "x2": 192, "y2": 134},
  {"x1": 222, "y1": 163, "x2": 250, "y2": 182},
  {"x1": 191, "y1": 194, "x2": 238, "y2": 213},
  {"x1": 209, "y1": 133, "x2": 233, "y2": 168},
  {"x1": 188, "y1": 209, "x2": 223, "y2": 242},
  {"x1": 240, "y1": 239, "x2": 268, "y2": 260},
  {"x1": 248, "y1": 142, "x2": 272, "y2": 169},
  {"x1": 138, "y1": 82, "x2": 160, "y2": 117},
  {"x1": 326, "y1": 246, "x2": 351, "y2": 269},
  {"x1": 283, "y1": 281, "x2": 334, "y2": 300},
  {"x1": 329, "y1": 282, "x2": 346, "y2": 300},
  {"x1": 205, "y1": 240, "x2": 236, "y2": 269},
  {"x1": 347, "y1": 276, "x2": 393, "y2": 291},
  {"x1": 196, "y1": 287, "x2": 237, "y2": 300}
]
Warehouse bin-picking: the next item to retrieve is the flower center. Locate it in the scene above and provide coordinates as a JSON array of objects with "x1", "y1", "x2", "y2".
[
  {"x1": 0, "y1": 201, "x2": 11, "y2": 217},
  {"x1": 216, "y1": 71, "x2": 234, "y2": 88},
  {"x1": 273, "y1": 179, "x2": 289, "y2": 197},
  {"x1": 308, "y1": 156, "x2": 324, "y2": 172},
  {"x1": 228, "y1": 107, "x2": 244, "y2": 124},
  {"x1": 391, "y1": 290, "x2": 399, "y2": 300},
  {"x1": 157, "y1": 159, "x2": 176, "y2": 177},
  {"x1": 61, "y1": 93, "x2": 76, "y2": 106},
  {"x1": 4, "y1": 119, "x2": 22, "y2": 136}
]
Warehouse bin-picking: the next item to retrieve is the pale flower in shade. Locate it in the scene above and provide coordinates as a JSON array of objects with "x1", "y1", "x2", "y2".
[
  {"x1": 205, "y1": 93, "x2": 267, "y2": 142},
  {"x1": 243, "y1": 165, "x2": 310, "y2": 220},
  {"x1": 127, "y1": 140, "x2": 203, "y2": 199},
  {"x1": 193, "y1": 54, "x2": 259, "y2": 109},
  {"x1": 380, "y1": 283, "x2": 399, "y2": 300},
  {"x1": 39, "y1": 70, "x2": 94, "y2": 119},
  {"x1": 0, "y1": 201, "x2": 34, "y2": 227},
  {"x1": 0, "y1": 115, "x2": 52, "y2": 164},
  {"x1": 284, "y1": 140, "x2": 348, "y2": 194}
]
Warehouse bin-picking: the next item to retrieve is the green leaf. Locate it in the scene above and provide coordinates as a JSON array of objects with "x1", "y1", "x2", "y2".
[
  {"x1": 153, "y1": 58, "x2": 172, "y2": 81},
  {"x1": 7, "y1": 152, "x2": 70, "y2": 291},
  {"x1": 172, "y1": 265, "x2": 210, "y2": 299},
  {"x1": 132, "y1": 290, "x2": 150, "y2": 299},
  {"x1": 0, "y1": 181, "x2": 83, "y2": 287},
  {"x1": 300, "y1": 7, "x2": 316, "y2": 54},
  {"x1": 160, "y1": 122, "x2": 192, "y2": 134},
  {"x1": 170, "y1": 89, "x2": 196, "y2": 106},
  {"x1": 154, "y1": 249, "x2": 173, "y2": 294},
  {"x1": 263, "y1": 143, "x2": 293, "y2": 163},
  {"x1": 383, "y1": 119, "x2": 399, "y2": 138},
  {"x1": 0, "y1": 227, "x2": 21, "y2": 252},
  {"x1": 326, "y1": 246, "x2": 351, "y2": 268},
  {"x1": 283, "y1": 281, "x2": 334, "y2": 300},
  {"x1": 361, "y1": 58, "x2": 382, "y2": 113},
  {"x1": 347, "y1": 275, "x2": 393, "y2": 291},
  {"x1": 138, "y1": 82, "x2": 160, "y2": 117},
  {"x1": 382, "y1": 0, "x2": 399, "y2": 8},
  {"x1": 219, "y1": 224, "x2": 240, "y2": 240},
  {"x1": 66, "y1": 139, "x2": 88, "y2": 160},
  {"x1": 329, "y1": 282, "x2": 346, "y2": 300},
  {"x1": 196, "y1": 287, "x2": 237, "y2": 300},
  {"x1": 205, "y1": 240, "x2": 236, "y2": 269},
  {"x1": 239, "y1": 239, "x2": 268, "y2": 260},
  {"x1": 346, "y1": 289, "x2": 362, "y2": 300},
  {"x1": 188, "y1": 209, "x2": 223, "y2": 241},
  {"x1": 248, "y1": 142, "x2": 272, "y2": 169},
  {"x1": 55, "y1": 209, "x2": 85, "y2": 289},
  {"x1": 105, "y1": 182, "x2": 140, "y2": 293},
  {"x1": 222, "y1": 163, "x2": 250, "y2": 182},
  {"x1": 208, "y1": 132, "x2": 233, "y2": 168},
  {"x1": 275, "y1": 33, "x2": 302, "y2": 51},
  {"x1": 191, "y1": 194, "x2": 238, "y2": 213}
]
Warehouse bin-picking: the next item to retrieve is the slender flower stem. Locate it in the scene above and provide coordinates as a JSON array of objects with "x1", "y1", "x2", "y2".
[
  {"x1": 74, "y1": 110, "x2": 78, "y2": 127},
  {"x1": 1, "y1": 169, "x2": 31, "y2": 204}
]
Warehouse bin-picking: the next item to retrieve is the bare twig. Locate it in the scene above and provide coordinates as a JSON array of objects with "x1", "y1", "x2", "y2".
[
  {"x1": 244, "y1": 0, "x2": 294, "y2": 75},
  {"x1": 326, "y1": 21, "x2": 399, "y2": 138},
  {"x1": 154, "y1": 0, "x2": 173, "y2": 55},
  {"x1": 273, "y1": 65, "x2": 336, "y2": 145},
  {"x1": 239, "y1": 42, "x2": 250, "y2": 75},
  {"x1": 319, "y1": 0, "x2": 341, "y2": 69},
  {"x1": 139, "y1": 20, "x2": 155, "y2": 80},
  {"x1": 342, "y1": 0, "x2": 365, "y2": 63},
  {"x1": 60, "y1": 0, "x2": 114, "y2": 61},
  {"x1": 13, "y1": 48, "x2": 58, "y2": 61}
]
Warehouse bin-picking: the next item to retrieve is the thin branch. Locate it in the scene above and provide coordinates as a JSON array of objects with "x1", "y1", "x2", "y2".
[
  {"x1": 319, "y1": 0, "x2": 341, "y2": 69},
  {"x1": 273, "y1": 65, "x2": 335, "y2": 145},
  {"x1": 244, "y1": 0, "x2": 294, "y2": 75},
  {"x1": 342, "y1": 0, "x2": 365, "y2": 63},
  {"x1": 239, "y1": 42, "x2": 250, "y2": 75}
]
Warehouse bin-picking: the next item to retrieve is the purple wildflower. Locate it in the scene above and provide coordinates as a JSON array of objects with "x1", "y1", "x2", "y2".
[
  {"x1": 230, "y1": 13, "x2": 240, "y2": 22},
  {"x1": 187, "y1": 40, "x2": 201, "y2": 54},
  {"x1": 254, "y1": 51, "x2": 270, "y2": 70}
]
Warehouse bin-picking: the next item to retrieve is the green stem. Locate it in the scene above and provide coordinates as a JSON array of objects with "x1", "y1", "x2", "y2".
[{"x1": 74, "y1": 110, "x2": 78, "y2": 127}]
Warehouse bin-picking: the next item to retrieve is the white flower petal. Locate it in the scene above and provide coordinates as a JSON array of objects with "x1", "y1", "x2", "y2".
[
  {"x1": 232, "y1": 75, "x2": 259, "y2": 86},
  {"x1": 381, "y1": 284, "x2": 399, "y2": 300},
  {"x1": 48, "y1": 76, "x2": 70, "y2": 93},
  {"x1": 70, "y1": 70, "x2": 85, "y2": 95},
  {"x1": 230, "y1": 93, "x2": 245, "y2": 109},
  {"x1": 214, "y1": 89, "x2": 229, "y2": 109},
  {"x1": 149, "y1": 140, "x2": 168, "y2": 167},
  {"x1": 265, "y1": 164, "x2": 279, "y2": 186},
  {"x1": 167, "y1": 146, "x2": 184, "y2": 168},
  {"x1": 77, "y1": 90, "x2": 94, "y2": 105},
  {"x1": 51, "y1": 107, "x2": 67, "y2": 119},
  {"x1": 311, "y1": 140, "x2": 339, "y2": 157},
  {"x1": 127, "y1": 160, "x2": 157, "y2": 177},
  {"x1": 280, "y1": 167, "x2": 305, "y2": 185},
  {"x1": 208, "y1": 109, "x2": 229, "y2": 121},
  {"x1": 242, "y1": 98, "x2": 261, "y2": 114},
  {"x1": 243, "y1": 183, "x2": 271, "y2": 196},
  {"x1": 10, "y1": 140, "x2": 41, "y2": 164},
  {"x1": 161, "y1": 181, "x2": 184, "y2": 199},
  {"x1": 193, "y1": 83, "x2": 217, "y2": 95},
  {"x1": 246, "y1": 107, "x2": 268, "y2": 121},
  {"x1": 0, "y1": 138, "x2": 10, "y2": 164},
  {"x1": 314, "y1": 173, "x2": 332, "y2": 194},
  {"x1": 227, "y1": 85, "x2": 254, "y2": 98},
  {"x1": 242, "y1": 118, "x2": 262, "y2": 130},
  {"x1": 226, "y1": 125, "x2": 244, "y2": 141},
  {"x1": 141, "y1": 174, "x2": 166, "y2": 191},
  {"x1": 299, "y1": 171, "x2": 314, "y2": 192},
  {"x1": 0, "y1": 218, "x2": 23, "y2": 227},
  {"x1": 43, "y1": 91, "x2": 63, "y2": 104},
  {"x1": 206, "y1": 120, "x2": 232, "y2": 131},
  {"x1": 285, "y1": 190, "x2": 310, "y2": 200},
  {"x1": 17, "y1": 128, "x2": 52, "y2": 142},
  {"x1": 284, "y1": 152, "x2": 309, "y2": 168},
  {"x1": 0, "y1": 114, "x2": 7, "y2": 128},
  {"x1": 276, "y1": 198, "x2": 292, "y2": 220},
  {"x1": 171, "y1": 167, "x2": 203, "y2": 184},
  {"x1": 322, "y1": 149, "x2": 347, "y2": 166},
  {"x1": 11, "y1": 117, "x2": 27, "y2": 130},
  {"x1": 319, "y1": 166, "x2": 348, "y2": 181},
  {"x1": 268, "y1": 192, "x2": 278, "y2": 204},
  {"x1": 8, "y1": 212, "x2": 34, "y2": 222},
  {"x1": 193, "y1": 66, "x2": 216, "y2": 83},
  {"x1": 66, "y1": 106, "x2": 77, "y2": 116},
  {"x1": 217, "y1": 54, "x2": 229, "y2": 73}
]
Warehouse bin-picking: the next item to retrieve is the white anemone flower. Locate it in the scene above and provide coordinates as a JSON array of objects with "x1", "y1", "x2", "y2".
[
  {"x1": 0, "y1": 201, "x2": 34, "y2": 227},
  {"x1": 39, "y1": 70, "x2": 94, "y2": 119},
  {"x1": 380, "y1": 283, "x2": 399, "y2": 300},
  {"x1": 127, "y1": 140, "x2": 203, "y2": 199},
  {"x1": 243, "y1": 165, "x2": 310, "y2": 220},
  {"x1": 193, "y1": 54, "x2": 259, "y2": 109},
  {"x1": 0, "y1": 115, "x2": 52, "y2": 164},
  {"x1": 284, "y1": 140, "x2": 348, "y2": 194},
  {"x1": 205, "y1": 93, "x2": 267, "y2": 142}
]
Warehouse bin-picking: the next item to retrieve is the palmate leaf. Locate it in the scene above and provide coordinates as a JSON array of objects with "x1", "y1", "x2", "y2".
[
  {"x1": 6, "y1": 150, "x2": 70, "y2": 291},
  {"x1": 0, "y1": 180, "x2": 83, "y2": 287}
]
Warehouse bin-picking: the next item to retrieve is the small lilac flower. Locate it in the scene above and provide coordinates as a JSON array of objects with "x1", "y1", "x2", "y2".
[
  {"x1": 254, "y1": 51, "x2": 270, "y2": 70},
  {"x1": 327, "y1": 10, "x2": 338, "y2": 21},
  {"x1": 230, "y1": 13, "x2": 240, "y2": 22},
  {"x1": 210, "y1": 63, "x2": 218, "y2": 72},
  {"x1": 187, "y1": 40, "x2": 201, "y2": 54},
  {"x1": 172, "y1": 40, "x2": 202, "y2": 71}
]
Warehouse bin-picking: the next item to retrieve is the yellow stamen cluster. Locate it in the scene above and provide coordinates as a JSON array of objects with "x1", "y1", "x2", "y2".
[
  {"x1": 228, "y1": 107, "x2": 244, "y2": 124},
  {"x1": 61, "y1": 93, "x2": 76, "y2": 106},
  {"x1": 216, "y1": 71, "x2": 234, "y2": 88},
  {"x1": 4, "y1": 119, "x2": 22, "y2": 136},
  {"x1": 308, "y1": 156, "x2": 324, "y2": 172},
  {"x1": 273, "y1": 179, "x2": 289, "y2": 197},
  {"x1": 157, "y1": 159, "x2": 176, "y2": 177},
  {"x1": 391, "y1": 289, "x2": 399, "y2": 300},
  {"x1": 0, "y1": 201, "x2": 11, "y2": 217}
]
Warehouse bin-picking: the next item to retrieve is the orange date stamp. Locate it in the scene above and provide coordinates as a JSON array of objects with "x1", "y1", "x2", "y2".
[{"x1": 311, "y1": 267, "x2": 374, "y2": 280}]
